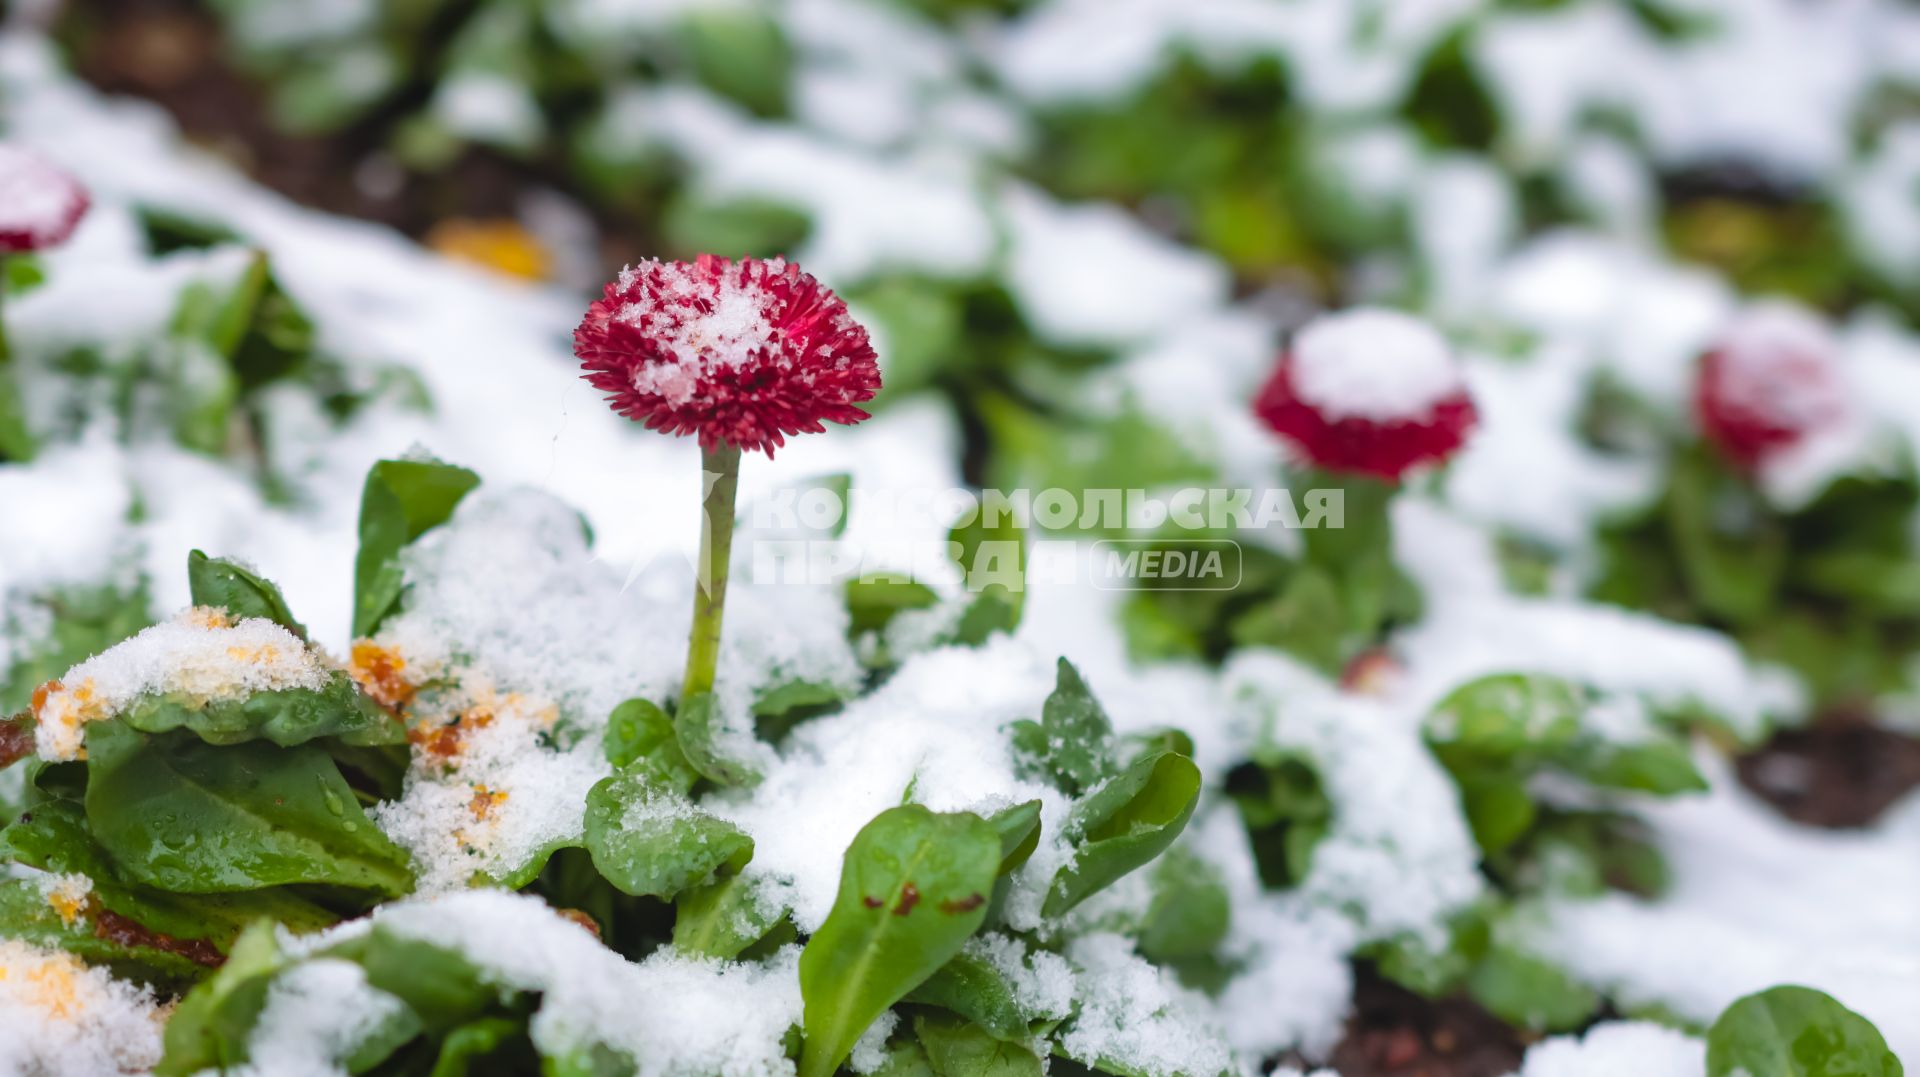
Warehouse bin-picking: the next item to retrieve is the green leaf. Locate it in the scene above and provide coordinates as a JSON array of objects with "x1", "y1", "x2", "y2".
[
  {"x1": 914, "y1": 1012, "x2": 1047, "y2": 1077},
  {"x1": 0, "y1": 798, "x2": 339, "y2": 945},
  {"x1": 845, "y1": 279, "x2": 962, "y2": 402},
  {"x1": 0, "y1": 878, "x2": 210, "y2": 991},
  {"x1": 1424, "y1": 675, "x2": 1707, "y2": 860},
  {"x1": 673, "y1": 690, "x2": 762, "y2": 788},
  {"x1": 115, "y1": 675, "x2": 404, "y2": 751},
  {"x1": 431, "y1": 1017, "x2": 532, "y2": 1076},
  {"x1": 906, "y1": 952, "x2": 1030, "y2": 1041},
  {"x1": 3, "y1": 253, "x2": 45, "y2": 294},
  {"x1": 157, "y1": 921, "x2": 287, "y2": 1076},
  {"x1": 1044, "y1": 751, "x2": 1202, "y2": 918},
  {"x1": 1030, "y1": 659, "x2": 1116, "y2": 796},
  {"x1": 1229, "y1": 566, "x2": 1344, "y2": 676},
  {"x1": 320, "y1": 928, "x2": 502, "y2": 1034},
  {"x1": 678, "y1": 8, "x2": 793, "y2": 117},
  {"x1": 583, "y1": 764, "x2": 753, "y2": 899},
  {"x1": 1226, "y1": 752, "x2": 1331, "y2": 889},
  {"x1": 870, "y1": 1038, "x2": 939, "y2": 1077},
  {"x1": 601, "y1": 698, "x2": 697, "y2": 791},
  {"x1": 187, "y1": 550, "x2": 307, "y2": 638},
  {"x1": 484, "y1": 835, "x2": 584, "y2": 891},
  {"x1": 798, "y1": 805, "x2": 1001, "y2": 1077},
  {"x1": 847, "y1": 576, "x2": 941, "y2": 638},
  {"x1": 984, "y1": 800, "x2": 1042, "y2": 876},
  {"x1": 543, "y1": 1043, "x2": 640, "y2": 1077},
  {"x1": 1466, "y1": 944, "x2": 1598, "y2": 1033},
  {"x1": 0, "y1": 363, "x2": 37, "y2": 462},
  {"x1": 947, "y1": 512, "x2": 1027, "y2": 646},
  {"x1": 1139, "y1": 848, "x2": 1231, "y2": 962},
  {"x1": 673, "y1": 873, "x2": 789, "y2": 960},
  {"x1": 754, "y1": 680, "x2": 850, "y2": 720},
  {"x1": 1, "y1": 578, "x2": 153, "y2": 715},
  {"x1": 1668, "y1": 447, "x2": 1786, "y2": 626},
  {"x1": 1706, "y1": 986, "x2": 1903, "y2": 1077},
  {"x1": 1581, "y1": 739, "x2": 1709, "y2": 796},
  {"x1": 353, "y1": 457, "x2": 481, "y2": 637},
  {"x1": 1456, "y1": 772, "x2": 1536, "y2": 858},
  {"x1": 664, "y1": 195, "x2": 811, "y2": 263},
  {"x1": 83, "y1": 724, "x2": 414, "y2": 897},
  {"x1": 163, "y1": 288, "x2": 243, "y2": 454}
]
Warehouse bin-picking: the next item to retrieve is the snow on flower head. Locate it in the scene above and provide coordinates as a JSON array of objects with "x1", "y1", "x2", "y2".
[
  {"x1": 0, "y1": 145, "x2": 90, "y2": 254},
  {"x1": 1694, "y1": 301, "x2": 1849, "y2": 471},
  {"x1": 574, "y1": 254, "x2": 881, "y2": 455},
  {"x1": 1253, "y1": 307, "x2": 1477, "y2": 480}
]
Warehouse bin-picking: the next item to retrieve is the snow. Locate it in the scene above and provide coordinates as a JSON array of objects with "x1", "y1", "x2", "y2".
[
  {"x1": 991, "y1": 0, "x2": 1294, "y2": 105},
  {"x1": 1845, "y1": 123, "x2": 1920, "y2": 287},
  {"x1": 1445, "y1": 342, "x2": 1658, "y2": 549},
  {"x1": 1224, "y1": 653, "x2": 1485, "y2": 950},
  {"x1": 31, "y1": 607, "x2": 333, "y2": 761},
  {"x1": 4, "y1": 3, "x2": 1920, "y2": 1074},
  {"x1": 711, "y1": 638, "x2": 1058, "y2": 932},
  {"x1": 1288, "y1": 308, "x2": 1465, "y2": 422},
  {"x1": 1533, "y1": 761, "x2": 1920, "y2": 1063},
  {"x1": 0, "y1": 437, "x2": 136, "y2": 672},
  {"x1": 846, "y1": 1010, "x2": 897, "y2": 1074},
  {"x1": 365, "y1": 487, "x2": 862, "y2": 888},
  {"x1": 300, "y1": 890, "x2": 805, "y2": 1076},
  {"x1": 1506, "y1": 1021, "x2": 1704, "y2": 1077},
  {"x1": 1709, "y1": 301, "x2": 1848, "y2": 428},
  {"x1": 35, "y1": 873, "x2": 91, "y2": 928},
  {"x1": 433, "y1": 73, "x2": 544, "y2": 149},
  {"x1": 0, "y1": 939, "x2": 164, "y2": 1077},
  {"x1": 0, "y1": 142, "x2": 85, "y2": 248},
  {"x1": 965, "y1": 932, "x2": 1076, "y2": 1022},
  {"x1": 1059, "y1": 933, "x2": 1234, "y2": 1077},
  {"x1": 230, "y1": 960, "x2": 411, "y2": 1077},
  {"x1": 369, "y1": 680, "x2": 610, "y2": 893},
  {"x1": 1396, "y1": 594, "x2": 1790, "y2": 740},
  {"x1": 1003, "y1": 185, "x2": 1230, "y2": 350},
  {"x1": 610, "y1": 259, "x2": 785, "y2": 406}
]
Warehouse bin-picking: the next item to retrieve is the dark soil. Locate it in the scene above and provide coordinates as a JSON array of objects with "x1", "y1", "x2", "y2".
[
  {"x1": 58, "y1": 0, "x2": 600, "y2": 249},
  {"x1": 1274, "y1": 967, "x2": 1530, "y2": 1077},
  {"x1": 1736, "y1": 715, "x2": 1920, "y2": 828}
]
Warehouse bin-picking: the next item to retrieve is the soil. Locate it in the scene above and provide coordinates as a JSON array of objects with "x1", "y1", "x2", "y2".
[
  {"x1": 1736, "y1": 714, "x2": 1920, "y2": 828},
  {"x1": 1274, "y1": 966, "x2": 1531, "y2": 1077},
  {"x1": 57, "y1": 0, "x2": 627, "y2": 256}
]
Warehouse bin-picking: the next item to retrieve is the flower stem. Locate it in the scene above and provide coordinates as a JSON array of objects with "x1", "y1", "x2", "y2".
[
  {"x1": 682, "y1": 440, "x2": 742, "y2": 700},
  {"x1": 0, "y1": 258, "x2": 34, "y2": 463}
]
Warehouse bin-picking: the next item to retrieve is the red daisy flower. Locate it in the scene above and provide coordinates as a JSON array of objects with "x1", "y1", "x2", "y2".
[
  {"x1": 1695, "y1": 302, "x2": 1848, "y2": 471},
  {"x1": 574, "y1": 255, "x2": 881, "y2": 455},
  {"x1": 1254, "y1": 309, "x2": 1477, "y2": 481},
  {"x1": 0, "y1": 146, "x2": 90, "y2": 254}
]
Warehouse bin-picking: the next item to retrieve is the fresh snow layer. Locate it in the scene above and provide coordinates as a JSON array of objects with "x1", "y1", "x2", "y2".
[
  {"x1": 228, "y1": 960, "x2": 412, "y2": 1077},
  {"x1": 32, "y1": 607, "x2": 332, "y2": 761},
  {"x1": 611, "y1": 258, "x2": 784, "y2": 405},
  {"x1": 1506, "y1": 1021, "x2": 1704, "y2": 1077},
  {"x1": 1289, "y1": 307, "x2": 1464, "y2": 422},
  {"x1": 1225, "y1": 653, "x2": 1484, "y2": 949},
  {"x1": 4, "y1": 5, "x2": 1920, "y2": 1075},
  {"x1": 0, "y1": 939, "x2": 165, "y2": 1077},
  {"x1": 296, "y1": 890, "x2": 804, "y2": 1077},
  {"x1": 366, "y1": 487, "x2": 862, "y2": 890},
  {"x1": 1532, "y1": 762, "x2": 1920, "y2": 1063},
  {"x1": 1059, "y1": 933, "x2": 1234, "y2": 1076},
  {"x1": 1003, "y1": 185, "x2": 1230, "y2": 349},
  {"x1": 711, "y1": 638, "x2": 1059, "y2": 933},
  {"x1": 0, "y1": 142, "x2": 85, "y2": 247}
]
